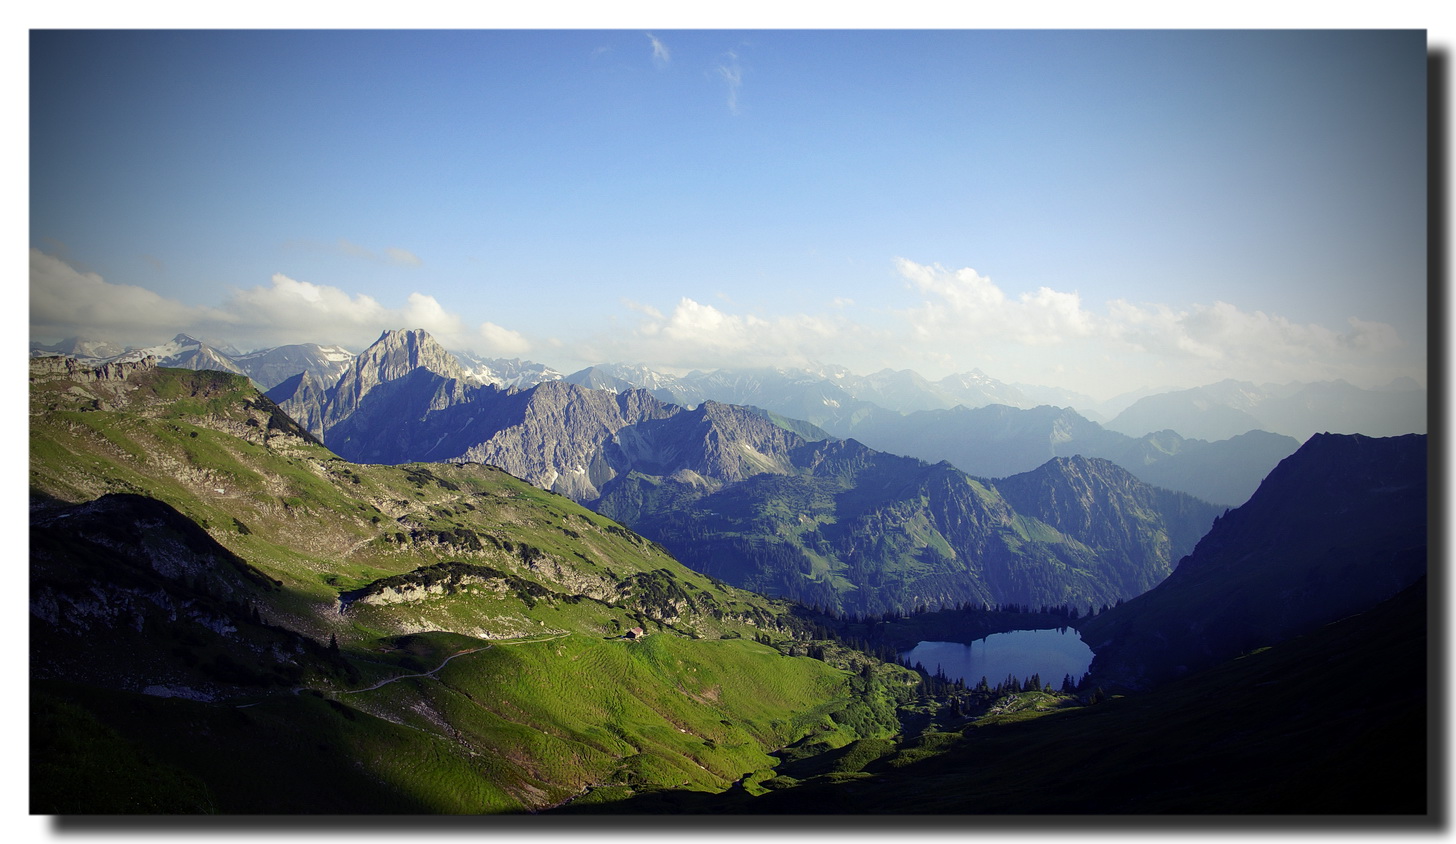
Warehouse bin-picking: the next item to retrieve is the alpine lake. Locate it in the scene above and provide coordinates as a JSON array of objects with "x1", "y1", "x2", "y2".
[{"x1": 899, "y1": 627, "x2": 1094, "y2": 688}]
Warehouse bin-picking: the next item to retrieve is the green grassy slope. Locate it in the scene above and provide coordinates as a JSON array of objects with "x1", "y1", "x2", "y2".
[
  {"x1": 561, "y1": 576, "x2": 1428, "y2": 815},
  {"x1": 29, "y1": 360, "x2": 915, "y2": 813}
]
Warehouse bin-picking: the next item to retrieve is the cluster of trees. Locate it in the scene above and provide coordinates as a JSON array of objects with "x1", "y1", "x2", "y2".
[
  {"x1": 811, "y1": 598, "x2": 1126, "y2": 626},
  {"x1": 902, "y1": 661, "x2": 1107, "y2": 718}
]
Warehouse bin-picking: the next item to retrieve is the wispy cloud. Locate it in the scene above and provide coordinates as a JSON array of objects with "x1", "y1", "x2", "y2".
[
  {"x1": 717, "y1": 51, "x2": 743, "y2": 114},
  {"x1": 646, "y1": 33, "x2": 670, "y2": 68},
  {"x1": 383, "y1": 247, "x2": 422, "y2": 267},
  {"x1": 582, "y1": 296, "x2": 871, "y2": 373}
]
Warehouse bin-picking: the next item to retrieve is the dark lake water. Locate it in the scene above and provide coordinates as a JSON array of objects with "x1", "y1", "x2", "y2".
[{"x1": 899, "y1": 628, "x2": 1094, "y2": 687}]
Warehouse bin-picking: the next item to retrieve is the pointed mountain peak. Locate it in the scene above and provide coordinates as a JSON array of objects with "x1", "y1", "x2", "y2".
[
  {"x1": 321, "y1": 328, "x2": 474, "y2": 433},
  {"x1": 353, "y1": 328, "x2": 466, "y2": 380}
]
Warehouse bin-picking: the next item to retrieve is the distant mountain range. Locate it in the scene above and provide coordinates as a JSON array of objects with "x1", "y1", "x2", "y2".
[
  {"x1": 30, "y1": 333, "x2": 561, "y2": 395},
  {"x1": 262, "y1": 330, "x2": 1222, "y2": 615},
  {"x1": 32, "y1": 334, "x2": 355, "y2": 391},
  {"x1": 1104, "y1": 377, "x2": 1427, "y2": 440},
  {"x1": 31, "y1": 329, "x2": 1423, "y2": 511},
  {"x1": 35, "y1": 333, "x2": 1425, "y2": 445}
]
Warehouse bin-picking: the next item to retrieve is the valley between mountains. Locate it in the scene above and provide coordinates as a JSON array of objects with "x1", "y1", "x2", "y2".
[{"x1": 28, "y1": 331, "x2": 1429, "y2": 815}]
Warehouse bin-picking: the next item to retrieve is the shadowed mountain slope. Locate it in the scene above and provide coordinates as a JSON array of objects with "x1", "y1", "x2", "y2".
[
  {"x1": 1080, "y1": 432, "x2": 1428, "y2": 690},
  {"x1": 562, "y1": 575, "x2": 1426, "y2": 814}
]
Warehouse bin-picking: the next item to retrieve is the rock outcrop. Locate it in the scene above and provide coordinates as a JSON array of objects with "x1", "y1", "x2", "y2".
[{"x1": 321, "y1": 328, "x2": 476, "y2": 435}]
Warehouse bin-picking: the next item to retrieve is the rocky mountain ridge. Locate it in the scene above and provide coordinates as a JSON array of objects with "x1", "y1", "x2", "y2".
[
  {"x1": 33, "y1": 330, "x2": 1424, "y2": 447},
  {"x1": 596, "y1": 438, "x2": 1221, "y2": 615},
  {"x1": 68, "y1": 331, "x2": 1221, "y2": 617}
]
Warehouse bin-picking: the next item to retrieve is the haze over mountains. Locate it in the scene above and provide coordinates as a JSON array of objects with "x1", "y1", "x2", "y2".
[
  {"x1": 27, "y1": 327, "x2": 1429, "y2": 619},
  {"x1": 32, "y1": 330, "x2": 1425, "y2": 440},
  {"x1": 31, "y1": 327, "x2": 1425, "y2": 507}
]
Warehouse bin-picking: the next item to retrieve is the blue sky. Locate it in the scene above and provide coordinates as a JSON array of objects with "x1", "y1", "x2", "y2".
[{"x1": 29, "y1": 28, "x2": 1428, "y2": 398}]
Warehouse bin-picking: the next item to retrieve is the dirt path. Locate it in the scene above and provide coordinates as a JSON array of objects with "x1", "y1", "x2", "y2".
[{"x1": 337, "y1": 632, "x2": 569, "y2": 695}]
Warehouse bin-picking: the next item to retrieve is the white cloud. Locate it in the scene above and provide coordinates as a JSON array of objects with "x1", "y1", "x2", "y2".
[
  {"x1": 590, "y1": 296, "x2": 859, "y2": 372},
  {"x1": 572, "y1": 259, "x2": 1412, "y2": 393},
  {"x1": 895, "y1": 257, "x2": 1413, "y2": 392},
  {"x1": 225, "y1": 273, "x2": 392, "y2": 341},
  {"x1": 31, "y1": 248, "x2": 1415, "y2": 397},
  {"x1": 478, "y1": 321, "x2": 532, "y2": 357},
  {"x1": 1340, "y1": 316, "x2": 1405, "y2": 353},
  {"x1": 1104, "y1": 298, "x2": 1405, "y2": 367},
  {"x1": 647, "y1": 33, "x2": 670, "y2": 67},
  {"x1": 224, "y1": 277, "x2": 471, "y2": 348},
  {"x1": 399, "y1": 291, "x2": 468, "y2": 337},
  {"x1": 897, "y1": 258, "x2": 1095, "y2": 345},
  {"x1": 30, "y1": 248, "x2": 231, "y2": 344},
  {"x1": 29, "y1": 250, "x2": 489, "y2": 353}
]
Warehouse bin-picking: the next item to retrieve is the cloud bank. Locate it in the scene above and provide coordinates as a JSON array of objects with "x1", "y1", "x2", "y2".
[
  {"x1": 31, "y1": 250, "x2": 232, "y2": 341},
  {"x1": 29, "y1": 249, "x2": 523, "y2": 357},
  {"x1": 587, "y1": 259, "x2": 1414, "y2": 393},
  {"x1": 888, "y1": 258, "x2": 1411, "y2": 392},
  {"x1": 30, "y1": 249, "x2": 1416, "y2": 396}
]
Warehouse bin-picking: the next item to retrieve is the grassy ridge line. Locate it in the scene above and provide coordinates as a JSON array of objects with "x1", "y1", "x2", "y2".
[
  {"x1": 30, "y1": 362, "x2": 917, "y2": 812},
  {"x1": 32, "y1": 365, "x2": 794, "y2": 641}
]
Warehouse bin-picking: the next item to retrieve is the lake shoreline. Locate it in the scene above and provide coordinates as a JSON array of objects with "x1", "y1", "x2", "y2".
[{"x1": 900, "y1": 628, "x2": 1095, "y2": 689}]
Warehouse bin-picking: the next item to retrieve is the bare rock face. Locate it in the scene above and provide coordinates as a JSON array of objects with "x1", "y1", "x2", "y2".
[
  {"x1": 606, "y1": 401, "x2": 800, "y2": 484},
  {"x1": 322, "y1": 341, "x2": 813, "y2": 502},
  {"x1": 319, "y1": 332, "x2": 684, "y2": 493},
  {"x1": 321, "y1": 329, "x2": 475, "y2": 435},
  {"x1": 265, "y1": 370, "x2": 328, "y2": 442},
  {"x1": 31, "y1": 354, "x2": 157, "y2": 384},
  {"x1": 30, "y1": 355, "x2": 158, "y2": 410},
  {"x1": 454, "y1": 381, "x2": 682, "y2": 501}
]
